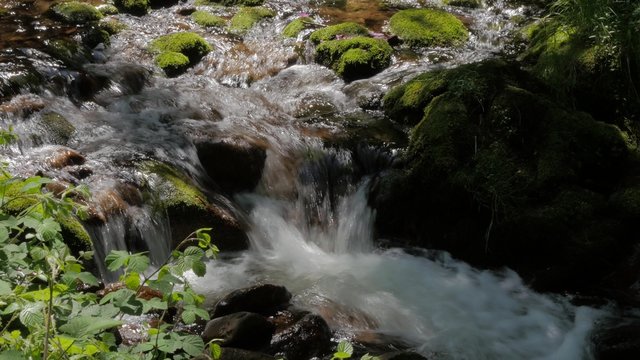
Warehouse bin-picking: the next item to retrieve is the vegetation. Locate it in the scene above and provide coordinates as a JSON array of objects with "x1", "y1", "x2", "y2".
[
  {"x1": 192, "y1": 10, "x2": 225, "y2": 28},
  {"x1": 52, "y1": 1, "x2": 103, "y2": 23},
  {"x1": 150, "y1": 32, "x2": 212, "y2": 76},
  {"x1": 228, "y1": 7, "x2": 275, "y2": 33},
  {"x1": 155, "y1": 52, "x2": 191, "y2": 77},
  {"x1": 309, "y1": 22, "x2": 369, "y2": 44},
  {"x1": 282, "y1": 16, "x2": 314, "y2": 38},
  {"x1": 99, "y1": 18, "x2": 128, "y2": 35},
  {"x1": 0, "y1": 128, "x2": 220, "y2": 359},
  {"x1": 388, "y1": 8, "x2": 468, "y2": 47},
  {"x1": 113, "y1": 0, "x2": 149, "y2": 16},
  {"x1": 97, "y1": 4, "x2": 119, "y2": 16},
  {"x1": 315, "y1": 36, "x2": 393, "y2": 81}
]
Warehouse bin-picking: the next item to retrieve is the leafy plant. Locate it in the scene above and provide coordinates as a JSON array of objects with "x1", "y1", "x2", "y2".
[{"x1": 332, "y1": 340, "x2": 379, "y2": 360}]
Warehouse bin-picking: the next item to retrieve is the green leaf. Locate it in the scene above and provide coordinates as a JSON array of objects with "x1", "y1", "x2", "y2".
[
  {"x1": 0, "y1": 279, "x2": 11, "y2": 296},
  {"x1": 127, "y1": 253, "x2": 150, "y2": 273},
  {"x1": 210, "y1": 343, "x2": 222, "y2": 360},
  {"x1": 192, "y1": 259, "x2": 206, "y2": 277},
  {"x1": 334, "y1": 340, "x2": 353, "y2": 359},
  {"x1": 140, "y1": 297, "x2": 168, "y2": 313},
  {"x1": 59, "y1": 316, "x2": 123, "y2": 337},
  {"x1": 105, "y1": 250, "x2": 130, "y2": 271},
  {"x1": 19, "y1": 303, "x2": 44, "y2": 328},
  {"x1": 0, "y1": 350, "x2": 27, "y2": 360},
  {"x1": 182, "y1": 335, "x2": 204, "y2": 356},
  {"x1": 124, "y1": 272, "x2": 141, "y2": 290},
  {"x1": 29, "y1": 246, "x2": 46, "y2": 261}
]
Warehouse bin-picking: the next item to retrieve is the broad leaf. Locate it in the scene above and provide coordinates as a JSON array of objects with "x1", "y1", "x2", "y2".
[
  {"x1": 19, "y1": 303, "x2": 44, "y2": 328},
  {"x1": 59, "y1": 316, "x2": 122, "y2": 337},
  {"x1": 181, "y1": 335, "x2": 204, "y2": 356},
  {"x1": 105, "y1": 250, "x2": 130, "y2": 271},
  {"x1": 0, "y1": 279, "x2": 11, "y2": 296}
]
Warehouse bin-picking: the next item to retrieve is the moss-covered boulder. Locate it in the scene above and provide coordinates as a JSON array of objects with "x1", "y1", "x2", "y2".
[
  {"x1": 374, "y1": 60, "x2": 635, "y2": 292},
  {"x1": 99, "y1": 18, "x2": 128, "y2": 35},
  {"x1": 444, "y1": 0, "x2": 482, "y2": 8},
  {"x1": 309, "y1": 22, "x2": 369, "y2": 44},
  {"x1": 52, "y1": 1, "x2": 103, "y2": 23},
  {"x1": 316, "y1": 37, "x2": 393, "y2": 81},
  {"x1": 149, "y1": 32, "x2": 212, "y2": 76},
  {"x1": 388, "y1": 8, "x2": 468, "y2": 47},
  {"x1": 114, "y1": 0, "x2": 149, "y2": 16},
  {"x1": 192, "y1": 10, "x2": 225, "y2": 27},
  {"x1": 83, "y1": 27, "x2": 111, "y2": 48},
  {"x1": 195, "y1": 0, "x2": 263, "y2": 6},
  {"x1": 97, "y1": 4, "x2": 119, "y2": 15},
  {"x1": 229, "y1": 6, "x2": 275, "y2": 33},
  {"x1": 141, "y1": 161, "x2": 249, "y2": 251},
  {"x1": 282, "y1": 17, "x2": 314, "y2": 38},
  {"x1": 45, "y1": 38, "x2": 92, "y2": 68}
]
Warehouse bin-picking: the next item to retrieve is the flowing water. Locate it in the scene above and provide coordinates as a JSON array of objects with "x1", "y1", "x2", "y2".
[{"x1": 0, "y1": 0, "x2": 607, "y2": 358}]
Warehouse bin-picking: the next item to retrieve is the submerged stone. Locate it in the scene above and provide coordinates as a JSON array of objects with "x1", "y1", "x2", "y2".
[
  {"x1": 309, "y1": 22, "x2": 369, "y2": 44},
  {"x1": 389, "y1": 8, "x2": 468, "y2": 47},
  {"x1": 229, "y1": 6, "x2": 275, "y2": 33},
  {"x1": 315, "y1": 36, "x2": 393, "y2": 81},
  {"x1": 52, "y1": 1, "x2": 103, "y2": 24},
  {"x1": 39, "y1": 112, "x2": 75, "y2": 145}
]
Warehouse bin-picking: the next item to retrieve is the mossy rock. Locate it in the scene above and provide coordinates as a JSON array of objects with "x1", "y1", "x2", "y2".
[
  {"x1": 192, "y1": 10, "x2": 225, "y2": 27},
  {"x1": 282, "y1": 17, "x2": 314, "y2": 38},
  {"x1": 99, "y1": 18, "x2": 128, "y2": 35},
  {"x1": 83, "y1": 27, "x2": 111, "y2": 48},
  {"x1": 45, "y1": 38, "x2": 91, "y2": 68},
  {"x1": 388, "y1": 8, "x2": 468, "y2": 47},
  {"x1": 52, "y1": 1, "x2": 103, "y2": 23},
  {"x1": 113, "y1": 0, "x2": 149, "y2": 16},
  {"x1": 97, "y1": 4, "x2": 119, "y2": 15},
  {"x1": 228, "y1": 6, "x2": 275, "y2": 33},
  {"x1": 195, "y1": 0, "x2": 263, "y2": 6},
  {"x1": 39, "y1": 112, "x2": 76, "y2": 145},
  {"x1": 149, "y1": 32, "x2": 212, "y2": 63},
  {"x1": 155, "y1": 51, "x2": 190, "y2": 77},
  {"x1": 609, "y1": 186, "x2": 640, "y2": 219},
  {"x1": 309, "y1": 22, "x2": 369, "y2": 44},
  {"x1": 315, "y1": 37, "x2": 393, "y2": 81},
  {"x1": 444, "y1": 0, "x2": 481, "y2": 8},
  {"x1": 141, "y1": 161, "x2": 249, "y2": 251}
]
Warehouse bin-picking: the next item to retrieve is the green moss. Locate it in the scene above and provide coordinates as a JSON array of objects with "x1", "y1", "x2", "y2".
[
  {"x1": 113, "y1": 0, "x2": 149, "y2": 16},
  {"x1": 97, "y1": 4, "x2": 119, "y2": 15},
  {"x1": 383, "y1": 71, "x2": 448, "y2": 124},
  {"x1": 83, "y1": 27, "x2": 111, "y2": 48},
  {"x1": 444, "y1": 0, "x2": 481, "y2": 8},
  {"x1": 40, "y1": 112, "x2": 75, "y2": 145},
  {"x1": 99, "y1": 18, "x2": 127, "y2": 34},
  {"x1": 309, "y1": 22, "x2": 369, "y2": 44},
  {"x1": 45, "y1": 39, "x2": 91, "y2": 68},
  {"x1": 282, "y1": 17, "x2": 314, "y2": 38},
  {"x1": 155, "y1": 51, "x2": 190, "y2": 77},
  {"x1": 315, "y1": 36, "x2": 392, "y2": 80},
  {"x1": 389, "y1": 8, "x2": 468, "y2": 47},
  {"x1": 192, "y1": 10, "x2": 225, "y2": 27},
  {"x1": 228, "y1": 6, "x2": 275, "y2": 33},
  {"x1": 195, "y1": 0, "x2": 263, "y2": 5},
  {"x1": 52, "y1": 1, "x2": 103, "y2": 23},
  {"x1": 141, "y1": 161, "x2": 208, "y2": 211},
  {"x1": 149, "y1": 32, "x2": 212, "y2": 63}
]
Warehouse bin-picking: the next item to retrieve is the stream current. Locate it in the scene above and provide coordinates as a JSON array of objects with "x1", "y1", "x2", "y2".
[{"x1": 1, "y1": 0, "x2": 606, "y2": 358}]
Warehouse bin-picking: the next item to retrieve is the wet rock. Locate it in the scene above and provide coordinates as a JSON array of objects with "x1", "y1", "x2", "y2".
[
  {"x1": 379, "y1": 351, "x2": 428, "y2": 360},
  {"x1": 268, "y1": 314, "x2": 331, "y2": 359},
  {"x1": 195, "y1": 138, "x2": 267, "y2": 194},
  {"x1": 593, "y1": 318, "x2": 640, "y2": 359},
  {"x1": 51, "y1": 1, "x2": 103, "y2": 24},
  {"x1": 142, "y1": 161, "x2": 249, "y2": 252},
  {"x1": 444, "y1": 0, "x2": 481, "y2": 8},
  {"x1": 67, "y1": 165, "x2": 93, "y2": 180},
  {"x1": 217, "y1": 348, "x2": 275, "y2": 360},
  {"x1": 309, "y1": 22, "x2": 369, "y2": 44},
  {"x1": 202, "y1": 312, "x2": 275, "y2": 350},
  {"x1": 212, "y1": 284, "x2": 292, "y2": 318},
  {"x1": 267, "y1": 307, "x2": 311, "y2": 333},
  {"x1": 379, "y1": 0, "x2": 422, "y2": 9},
  {"x1": 47, "y1": 148, "x2": 86, "y2": 169},
  {"x1": 114, "y1": 0, "x2": 149, "y2": 16},
  {"x1": 0, "y1": 94, "x2": 46, "y2": 117},
  {"x1": 38, "y1": 112, "x2": 75, "y2": 145},
  {"x1": 315, "y1": 36, "x2": 393, "y2": 81},
  {"x1": 99, "y1": 18, "x2": 128, "y2": 35},
  {"x1": 150, "y1": 32, "x2": 212, "y2": 76},
  {"x1": 388, "y1": 9, "x2": 469, "y2": 47}
]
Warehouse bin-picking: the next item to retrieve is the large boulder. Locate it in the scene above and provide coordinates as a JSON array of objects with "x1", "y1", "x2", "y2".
[
  {"x1": 211, "y1": 284, "x2": 292, "y2": 318},
  {"x1": 149, "y1": 32, "x2": 212, "y2": 77},
  {"x1": 202, "y1": 312, "x2": 275, "y2": 350},
  {"x1": 388, "y1": 9, "x2": 468, "y2": 47},
  {"x1": 51, "y1": 1, "x2": 103, "y2": 23},
  {"x1": 268, "y1": 314, "x2": 332, "y2": 359},
  {"x1": 315, "y1": 37, "x2": 393, "y2": 81},
  {"x1": 195, "y1": 138, "x2": 267, "y2": 194},
  {"x1": 374, "y1": 60, "x2": 635, "y2": 292}
]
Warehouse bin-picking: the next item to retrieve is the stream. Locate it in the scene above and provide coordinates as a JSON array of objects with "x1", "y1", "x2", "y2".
[{"x1": 0, "y1": 0, "x2": 608, "y2": 358}]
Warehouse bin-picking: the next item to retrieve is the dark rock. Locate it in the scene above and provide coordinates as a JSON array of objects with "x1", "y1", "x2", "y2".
[
  {"x1": 218, "y1": 348, "x2": 275, "y2": 360},
  {"x1": 267, "y1": 307, "x2": 310, "y2": 333},
  {"x1": 212, "y1": 284, "x2": 292, "y2": 318},
  {"x1": 202, "y1": 312, "x2": 275, "y2": 351},
  {"x1": 593, "y1": 318, "x2": 640, "y2": 359},
  {"x1": 268, "y1": 314, "x2": 331, "y2": 359},
  {"x1": 47, "y1": 148, "x2": 86, "y2": 169},
  {"x1": 379, "y1": 351, "x2": 428, "y2": 360},
  {"x1": 195, "y1": 138, "x2": 267, "y2": 193}
]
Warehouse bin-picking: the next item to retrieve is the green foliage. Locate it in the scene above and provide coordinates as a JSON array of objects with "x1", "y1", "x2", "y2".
[
  {"x1": 228, "y1": 6, "x2": 275, "y2": 33},
  {"x1": 282, "y1": 16, "x2": 314, "y2": 38},
  {"x1": 52, "y1": 1, "x2": 103, "y2": 24},
  {"x1": 309, "y1": 22, "x2": 369, "y2": 44},
  {"x1": 315, "y1": 36, "x2": 393, "y2": 81},
  {"x1": 192, "y1": 10, "x2": 225, "y2": 27},
  {"x1": 0, "y1": 127, "x2": 219, "y2": 359},
  {"x1": 114, "y1": 0, "x2": 149, "y2": 16},
  {"x1": 388, "y1": 8, "x2": 469, "y2": 47},
  {"x1": 331, "y1": 340, "x2": 378, "y2": 360}
]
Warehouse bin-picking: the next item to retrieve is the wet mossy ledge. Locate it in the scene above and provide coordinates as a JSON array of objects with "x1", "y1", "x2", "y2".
[
  {"x1": 374, "y1": 60, "x2": 636, "y2": 293},
  {"x1": 51, "y1": 1, "x2": 103, "y2": 24},
  {"x1": 192, "y1": 10, "x2": 225, "y2": 27},
  {"x1": 316, "y1": 36, "x2": 393, "y2": 81},
  {"x1": 149, "y1": 32, "x2": 212, "y2": 76},
  {"x1": 389, "y1": 8, "x2": 469, "y2": 47},
  {"x1": 229, "y1": 6, "x2": 275, "y2": 34}
]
